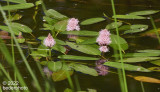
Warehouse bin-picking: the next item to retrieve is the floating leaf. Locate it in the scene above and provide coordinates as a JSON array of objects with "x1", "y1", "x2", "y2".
[
  {"x1": 53, "y1": 19, "x2": 68, "y2": 32},
  {"x1": 52, "y1": 70, "x2": 73, "y2": 82},
  {"x1": 112, "y1": 15, "x2": 146, "y2": 19},
  {"x1": 10, "y1": 22, "x2": 32, "y2": 33},
  {"x1": 129, "y1": 10, "x2": 159, "y2": 15},
  {"x1": 148, "y1": 67, "x2": 160, "y2": 72},
  {"x1": 46, "y1": 9, "x2": 68, "y2": 20},
  {"x1": 119, "y1": 25, "x2": 131, "y2": 31},
  {"x1": 66, "y1": 42, "x2": 101, "y2": 55},
  {"x1": 71, "y1": 63, "x2": 98, "y2": 76},
  {"x1": 113, "y1": 52, "x2": 160, "y2": 57},
  {"x1": 52, "y1": 44, "x2": 66, "y2": 53},
  {"x1": 81, "y1": 18, "x2": 105, "y2": 25},
  {"x1": 106, "y1": 22, "x2": 122, "y2": 30},
  {"x1": 64, "y1": 88, "x2": 73, "y2": 92},
  {"x1": 78, "y1": 37, "x2": 97, "y2": 45},
  {"x1": 150, "y1": 60, "x2": 160, "y2": 66},
  {"x1": 2, "y1": 0, "x2": 26, "y2": 3},
  {"x1": 118, "y1": 57, "x2": 160, "y2": 63},
  {"x1": 58, "y1": 55, "x2": 100, "y2": 60},
  {"x1": 0, "y1": 25, "x2": 20, "y2": 35},
  {"x1": 109, "y1": 34, "x2": 128, "y2": 50},
  {"x1": 9, "y1": 14, "x2": 22, "y2": 22},
  {"x1": 60, "y1": 30, "x2": 99, "y2": 36},
  {"x1": 48, "y1": 61, "x2": 62, "y2": 72},
  {"x1": 104, "y1": 62, "x2": 151, "y2": 72},
  {"x1": 2, "y1": 3, "x2": 34, "y2": 10},
  {"x1": 134, "y1": 76, "x2": 160, "y2": 83},
  {"x1": 124, "y1": 24, "x2": 148, "y2": 34}
]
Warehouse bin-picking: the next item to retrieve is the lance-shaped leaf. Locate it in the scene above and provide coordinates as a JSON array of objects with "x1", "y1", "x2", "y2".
[
  {"x1": 48, "y1": 61, "x2": 62, "y2": 72},
  {"x1": 52, "y1": 70, "x2": 73, "y2": 82},
  {"x1": 118, "y1": 57, "x2": 160, "y2": 63},
  {"x1": 106, "y1": 22, "x2": 123, "y2": 30},
  {"x1": 0, "y1": 26, "x2": 20, "y2": 35},
  {"x1": 58, "y1": 55, "x2": 100, "y2": 60},
  {"x1": 129, "y1": 10, "x2": 160, "y2": 16},
  {"x1": 134, "y1": 76, "x2": 160, "y2": 83},
  {"x1": 46, "y1": 9, "x2": 68, "y2": 20},
  {"x1": 112, "y1": 15, "x2": 146, "y2": 19},
  {"x1": 66, "y1": 42, "x2": 101, "y2": 55},
  {"x1": 53, "y1": 19, "x2": 68, "y2": 32},
  {"x1": 2, "y1": 0, "x2": 26, "y2": 3},
  {"x1": 2, "y1": 3, "x2": 34, "y2": 10},
  {"x1": 10, "y1": 22, "x2": 32, "y2": 33},
  {"x1": 70, "y1": 63, "x2": 98, "y2": 76},
  {"x1": 52, "y1": 44, "x2": 66, "y2": 53},
  {"x1": 81, "y1": 18, "x2": 105, "y2": 25},
  {"x1": 104, "y1": 62, "x2": 151, "y2": 72},
  {"x1": 60, "y1": 30, "x2": 99, "y2": 36}
]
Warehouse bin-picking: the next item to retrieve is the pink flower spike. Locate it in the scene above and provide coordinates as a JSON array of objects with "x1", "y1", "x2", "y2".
[
  {"x1": 18, "y1": 32, "x2": 23, "y2": 39},
  {"x1": 96, "y1": 29, "x2": 111, "y2": 46},
  {"x1": 43, "y1": 33, "x2": 56, "y2": 48},
  {"x1": 67, "y1": 18, "x2": 80, "y2": 31},
  {"x1": 99, "y1": 46, "x2": 109, "y2": 52}
]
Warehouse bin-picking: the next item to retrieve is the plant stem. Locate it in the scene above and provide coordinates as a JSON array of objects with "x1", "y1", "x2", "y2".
[
  {"x1": 140, "y1": 82, "x2": 145, "y2": 92},
  {"x1": 110, "y1": 0, "x2": 128, "y2": 92}
]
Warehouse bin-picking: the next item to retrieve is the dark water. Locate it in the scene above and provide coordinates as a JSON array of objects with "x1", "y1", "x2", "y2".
[{"x1": 1, "y1": 0, "x2": 160, "y2": 92}]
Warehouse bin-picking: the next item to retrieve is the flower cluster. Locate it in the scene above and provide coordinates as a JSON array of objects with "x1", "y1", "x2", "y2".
[
  {"x1": 66, "y1": 18, "x2": 80, "y2": 31},
  {"x1": 95, "y1": 59, "x2": 109, "y2": 76},
  {"x1": 96, "y1": 29, "x2": 111, "y2": 52},
  {"x1": 43, "y1": 33, "x2": 56, "y2": 48}
]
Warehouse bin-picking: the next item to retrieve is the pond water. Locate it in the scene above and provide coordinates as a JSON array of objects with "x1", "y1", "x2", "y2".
[{"x1": 0, "y1": 0, "x2": 160, "y2": 92}]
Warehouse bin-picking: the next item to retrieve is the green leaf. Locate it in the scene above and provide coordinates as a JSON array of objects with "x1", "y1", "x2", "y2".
[
  {"x1": 66, "y1": 42, "x2": 101, "y2": 55},
  {"x1": 148, "y1": 67, "x2": 160, "y2": 72},
  {"x1": 128, "y1": 10, "x2": 159, "y2": 15},
  {"x1": 112, "y1": 15, "x2": 146, "y2": 19},
  {"x1": 52, "y1": 44, "x2": 66, "y2": 53},
  {"x1": 106, "y1": 22, "x2": 123, "y2": 30},
  {"x1": 17, "y1": 38, "x2": 25, "y2": 43},
  {"x1": 64, "y1": 88, "x2": 73, "y2": 92},
  {"x1": 52, "y1": 70, "x2": 73, "y2": 82},
  {"x1": 109, "y1": 34, "x2": 128, "y2": 50},
  {"x1": 2, "y1": 0, "x2": 26, "y2": 3},
  {"x1": 46, "y1": 9, "x2": 68, "y2": 20},
  {"x1": 118, "y1": 57, "x2": 160, "y2": 63},
  {"x1": 119, "y1": 25, "x2": 131, "y2": 31},
  {"x1": 48, "y1": 61, "x2": 62, "y2": 72},
  {"x1": 81, "y1": 18, "x2": 105, "y2": 25},
  {"x1": 71, "y1": 63, "x2": 98, "y2": 76},
  {"x1": 2, "y1": 3, "x2": 34, "y2": 10},
  {"x1": 40, "y1": 61, "x2": 48, "y2": 65},
  {"x1": 104, "y1": 62, "x2": 151, "y2": 72},
  {"x1": 124, "y1": 24, "x2": 148, "y2": 34},
  {"x1": 113, "y1": 53, "x2": 160, "y2": 57},
  {"x1": 60, "y1": 30, "x2": 99, "y2": 36},
  {"x1": 150, "y1": 60, "x2": 160, "y2": 66},
  {"x1": 10, "y1": 22, "x2": 32, "y2": 33},
  {"x1": 53, "y1": 19, "x2": 68, "y2": 32},
  {"x1": 0, "y1": 25, "x2": 20, "y2": 35},
  {"x1": 78, "y1": 37, "x2": 97, "y2": 45},
  {"x1": 137, "y1": 49, "x2": 160, "y2": 53},
  {"x1": 58, "y1": 55, "x2": 100, "y2": 60},
  {"x1": 9, "y1": 14, "x2": 22, "y2": 22},
  {"x1": 55, "y1": 39, "x2": 66, "y2": 45}
]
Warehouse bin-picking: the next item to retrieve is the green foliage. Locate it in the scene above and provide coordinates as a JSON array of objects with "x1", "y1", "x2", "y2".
[
  {"x1": 2, "y1": 0, "x2": 26, "y2": 3},
  {"x1": 70, "y1": 63, "x2": 98, "y2": 76},
  {"x1": 106, "y1": 22, "x2": 123, "y2": 30},
  {"x1": 112, "y1": 15, "x2": 146, "y2": 19},
  {"x1": 60, "y1": 30, "x2": 99, "y2": 36},
  {"x1": 52, "y1": 70, "x2": 74, "y2": 82},
  {"x1": 53, "y1": 19, "x2": 68, "y2": 32},
  {"x1": 109, "y1": 34, "x2": 128, "y2": 50},
  {"x1": 81, "y1": 18, "x2": 105, "y2": 25},
  {"x1": 104, "y1": 62, "x2": 151, "y2": 72},
  {"x1": 58, "y1": 55, "x2": 100, "y2": 60},
  {"x1": 47, "y1": 61, "x2": 62, "y2": 72},
  {"x1": 66, "y1": 42, "x2": 101, "y2": 55},
  {"x1": 128, "y1": 10, "x2": 160, "y2": 15},
  {"x1": 124, "y1": 24, "x2": 148, "y2": 34},
  {"x1": 2, "y1": 3, "x2": 34, "y2": 10},
  {"x1": 46, "y1": 9, "x2": 68, "y2": 20}
]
